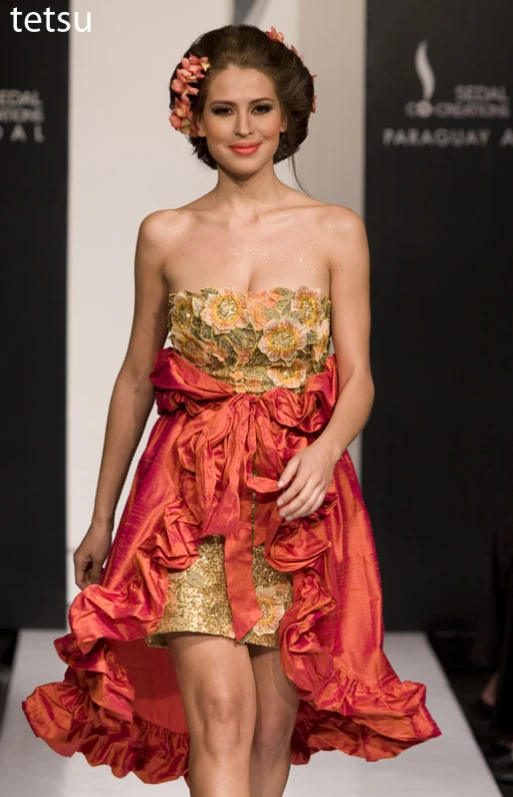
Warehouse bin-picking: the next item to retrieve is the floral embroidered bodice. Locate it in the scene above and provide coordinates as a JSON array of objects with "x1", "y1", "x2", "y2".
[{"x1": 167, "y1": 285, "x2": 332, "y2": 393}]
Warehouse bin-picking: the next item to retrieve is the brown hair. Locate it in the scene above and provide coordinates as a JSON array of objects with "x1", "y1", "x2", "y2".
[{"x1": 168, "y1": 23, "x2": 316, "y2": 192}]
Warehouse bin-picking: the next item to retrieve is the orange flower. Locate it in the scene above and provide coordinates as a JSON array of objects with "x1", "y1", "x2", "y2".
[
  {"x1": 247, "y1": 290, "x2": 281, "y2": 330},
  {"x1": 171, "y1": 330, "x2": 212, "y2": 367},
  {"x1": 258, "y1": 316, "x2": 308, "y2": 363},
  {"x1": 236, "y1": 377, "x2": 265, "y2": 394},
  {"x1": 171, "y1": 293, "x2": 195, "y2": 331},
  {"x1": 267, "y1": 359, "x2": 308, "y2": 389},
  {"x1": 228, "y1": 342, "x2": 255, "y2": 366},
  {"x1": 203, "y1": 338, "x2": 230, "y2": 363},
  {"x1": 252, "y1": 584, "x2": 288, "y2": 635},
  {"x1": 312, "y1": 318, "x2": 331, "y2": 362},
  {"x1": 200, "y1": 290, "x2": 250, "y2": 334},
  {"x1": 291, "y1": 286, "x2": 325, "y2": 327}
]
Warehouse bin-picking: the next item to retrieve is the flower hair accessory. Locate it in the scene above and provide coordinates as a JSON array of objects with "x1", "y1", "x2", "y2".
[
  {"x1": 169, "y1": 53, "x2": 211, "y2": 137},
  {"x1": 265, "y1": 26, "x2": 317, "y2": 113}
]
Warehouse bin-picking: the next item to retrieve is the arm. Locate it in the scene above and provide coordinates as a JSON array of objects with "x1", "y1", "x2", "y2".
[
  {"x1": 90, "y1": 211, "x2": 172, "y2": 530},
  {"x1": 276, "y1": 206, "x2": 375, "y2": 521},
  {"x1": 315, "y1": 205, "x2": 375, "y2": 462}
]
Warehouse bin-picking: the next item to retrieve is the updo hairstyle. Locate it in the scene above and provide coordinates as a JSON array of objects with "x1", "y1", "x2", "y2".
[{"x1": 169, "y1": 23, "x2": 316, "y2": 184}]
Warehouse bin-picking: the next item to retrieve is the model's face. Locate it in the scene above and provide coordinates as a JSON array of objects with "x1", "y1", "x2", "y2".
[{"x1": 195, "y1": 67, "x2": 287, "y2": 169}]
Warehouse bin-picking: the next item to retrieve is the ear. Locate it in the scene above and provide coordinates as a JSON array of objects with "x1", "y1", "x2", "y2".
[{"x1": 194, "y1": 114, "x2": 206, "y2": 137}]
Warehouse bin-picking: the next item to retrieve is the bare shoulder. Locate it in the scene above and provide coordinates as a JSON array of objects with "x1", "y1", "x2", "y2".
[
  {"x1": 320, "y1": 203, "x2": 367, "y2": 240},
  {"x1": 317, "y1": 204, "x2": 369, "y2": 276},
  {"x1": 137, "y1": 207, "x2": 189, "y2": 246},
  {"x1": 134, "y1": 207, "x2": 193, "y2": 278}
]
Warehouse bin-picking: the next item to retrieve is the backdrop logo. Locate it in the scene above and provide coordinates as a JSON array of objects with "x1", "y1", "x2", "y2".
[
  {"x1": 382, "y1": 39, "x2": 513, "y2": 148},
  {"x1": 0, "y1": 89, "x2": 45, "y2": 143},
  {"x1": 408, "y1": 41, "x2": 435, "y2": 118},
  {"x1": 405, "y1": 40, "x2": 510, "y2": 120}
]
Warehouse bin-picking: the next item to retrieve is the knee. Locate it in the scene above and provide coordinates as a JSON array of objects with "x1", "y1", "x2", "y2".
[
  {"x1": 195, "y1": 694, "x2": 252, "y2": 754},
  {"x1": 252, "y1": 719, "x2": 294, "y2": 760}
]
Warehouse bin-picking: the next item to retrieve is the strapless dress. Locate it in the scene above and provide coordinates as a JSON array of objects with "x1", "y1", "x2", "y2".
[
  {"x1": 21, "y1": 284, "x2": 442, "y2": 786},
  {"x1": 145, "y1": 284, "x2": 332, "y2": 649}
]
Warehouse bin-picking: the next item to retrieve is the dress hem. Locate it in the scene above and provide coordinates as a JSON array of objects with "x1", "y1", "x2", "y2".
[{"x1": 21, "y1": 349, "x2": 442, "y2": 784}]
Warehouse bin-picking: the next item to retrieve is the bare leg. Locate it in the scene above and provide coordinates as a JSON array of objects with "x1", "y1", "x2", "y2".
[
  {"x1": 165, "y1": 632, "x2": 257, "y2": 797},
  {"x1": 247, "y1": 643, "x2": 300, "y2": 797}
]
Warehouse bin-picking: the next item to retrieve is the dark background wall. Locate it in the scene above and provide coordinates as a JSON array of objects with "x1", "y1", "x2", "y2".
[
  {"x1": 0, "y1": 1, "x2": 69, "y2": 627},
  {"x1": 363, "y1": 0, "x2": 513, "y2": 630}
]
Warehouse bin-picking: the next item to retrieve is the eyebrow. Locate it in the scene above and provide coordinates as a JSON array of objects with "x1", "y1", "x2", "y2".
[{"x1": 209, "y1": 97, "x2": 275, "y2": 106}]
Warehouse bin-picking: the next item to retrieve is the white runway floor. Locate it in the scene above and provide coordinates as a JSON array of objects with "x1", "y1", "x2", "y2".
[{"x1": 0, "y1": 630, "x2": 502, "y2": 796}]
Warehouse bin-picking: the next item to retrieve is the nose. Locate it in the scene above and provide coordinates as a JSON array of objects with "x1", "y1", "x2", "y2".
[{"x1": 234, "y1": 111, "x2": 254, "y2": 137}]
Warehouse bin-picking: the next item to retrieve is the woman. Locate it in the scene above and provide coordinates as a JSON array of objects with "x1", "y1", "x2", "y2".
[{"x1": 22, "y1": 23, "x2": 441, "y2": 796}]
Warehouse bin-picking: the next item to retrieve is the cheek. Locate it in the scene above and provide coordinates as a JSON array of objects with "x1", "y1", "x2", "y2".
[
  {"x1": 204, "y1": 116, "x2": 230, "y2": 139},
  {"x1": 261, "y1": 113, "x2": 284, "y2": 134}
]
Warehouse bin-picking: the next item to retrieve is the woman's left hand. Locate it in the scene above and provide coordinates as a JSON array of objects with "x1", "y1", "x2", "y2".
[{"x1": 276, "y1": 439, "x2": 340, "y2": 520}]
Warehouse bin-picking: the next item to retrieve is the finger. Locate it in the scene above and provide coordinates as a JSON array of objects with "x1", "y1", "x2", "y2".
[
  {"x1": 277, "y1": 457, "x2": 300, "y2": 488},
  {"x1": 89, "y1": 562, "x2": 103, "y2": 585},
  {"x1": 286, "y1": 491, "x2": 323, "y2": 519},
  {"x1": 304, "y1": 493, "x2": 326, "y2": 518},
  {"x1": 279, "y1": 482, "x2": 321, "y2": 517},
  {"x1": 278, "y1": 476, "x2": 309, "y2": 509},
  {"x1": 74, "y1": 559, "x2": 90, "y2": 591},
  {"x1": 294, "y1": 486, "x2": 325, "y2": 517},
  {"x1": 75, "y1": 573, "x2": 87, "y2": 591}
]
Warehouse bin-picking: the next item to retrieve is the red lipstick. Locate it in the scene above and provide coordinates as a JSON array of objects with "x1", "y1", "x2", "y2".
[{"x1": 229, "y1": 143, "x2": 261, "y2": 155}]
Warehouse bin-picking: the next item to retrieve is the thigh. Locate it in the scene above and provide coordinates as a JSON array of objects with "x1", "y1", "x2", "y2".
[
  {"x1": 247, "y1": 644, "x2": 300, "y2": 741},
  {"x1": 165, "y1": 631, "x2": 257, "y2": 742}
]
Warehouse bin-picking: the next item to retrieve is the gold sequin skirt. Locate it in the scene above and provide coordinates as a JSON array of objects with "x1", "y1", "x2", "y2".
[{"x1": 144, "y1": 474, "x2": 293, "y2": 649}]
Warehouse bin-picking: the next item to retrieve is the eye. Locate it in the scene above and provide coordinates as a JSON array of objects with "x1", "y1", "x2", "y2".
[{"x1": 212, "y1": 104, "x2": 273, "y2": 115}]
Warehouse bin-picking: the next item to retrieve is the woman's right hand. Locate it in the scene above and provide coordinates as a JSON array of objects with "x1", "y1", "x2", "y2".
[{"x1": 73, "y1": 521, "x2": 114, "y2": 591}]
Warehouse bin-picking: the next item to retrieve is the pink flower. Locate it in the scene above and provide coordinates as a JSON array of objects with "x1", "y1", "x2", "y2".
[
  {"x1": 174, "y1": 95, "x2": 191, "y2": 117},
  {"x1": 169, "y1": 53, "x2": 210, "y2": 137},
  {"x1": 265, "y1": 26, "x2": 285, "y2": 43},
  {"x1": 169, "y1": 112, "x2": 183, "y2": 131},
  {"x1": 186, "y1": 54, "x2": 210, "y2": 68}
]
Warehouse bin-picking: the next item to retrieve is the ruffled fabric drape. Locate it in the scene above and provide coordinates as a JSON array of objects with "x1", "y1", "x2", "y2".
[{"x1": 22, "y1": 347, "x2": 442, "y2": 784}]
